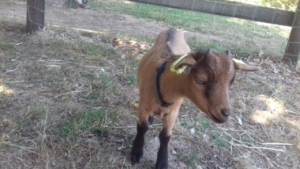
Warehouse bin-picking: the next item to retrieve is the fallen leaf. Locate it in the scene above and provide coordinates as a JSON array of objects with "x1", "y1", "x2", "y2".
[
  {"x1": 258, "y1": 49, "x2": 264, "y2": 58},
  {"x1": 236, "y1": 116, "x2": 243, "y2": 126}
]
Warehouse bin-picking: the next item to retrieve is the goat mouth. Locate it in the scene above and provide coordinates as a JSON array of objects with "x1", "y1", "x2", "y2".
[{"x1": 209, "y1": 111, "x2": 227, "y2": 123}]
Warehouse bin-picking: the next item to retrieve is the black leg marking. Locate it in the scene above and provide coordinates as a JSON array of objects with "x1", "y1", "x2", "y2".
[
  {"x1": 148, "y1": 116, "x2": 154, "y2": 125},
  {"x1": 155, "y1": 129, "x2": 170, "y2": 169},
  {"x1": 131, "y1": 121, "x2": 148, "y2": 164}
]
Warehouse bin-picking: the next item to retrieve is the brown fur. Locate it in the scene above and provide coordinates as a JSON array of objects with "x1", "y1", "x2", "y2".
[
  {"x1": 132, "y1": 28, "x2": 258, "y2": 168},
  {"x1": 137, "y1": 29, "x2": 189, "y2": 132}
]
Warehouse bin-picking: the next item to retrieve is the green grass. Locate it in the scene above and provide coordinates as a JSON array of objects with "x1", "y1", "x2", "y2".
[
  {"x1": 215, "y1": 138, "x2": 230, "y2": 148},
  {"x1": 90, "y1": 0, "x2": 289, "y2": 57},
  {"x1": 60, "y1": 109, "x2": 117, "y2": 138},
  {"x1": 80, "y1": 70, "x2": 95, "y2": 80},
  {"x1": 90, "y1": 0, "x2": 287, "y2": 39},
  {"x1": 211, "y1": 131, "x2": 230, "y2": 148},
  {"x1": 0, "y1": 41, "x2": 15, "y2": 52},
  {"x1": 125, "y1": 75, "x2": 137, "y2": 85},
  {"x1": 100, "y1": 74, "x2": 114, "y2": 90},
  {"x1": 200, "y1": 121, "x2": 212, "y2": 130},
  {"x1": 76, "y1": 40, "x2": 116, "y2": 57},
  {"x1": 81, "y1": 31, "x2": 95, "y2": 37},
  {"x1": 179, "y1": 153, "x2": 198, "y2": 168}
]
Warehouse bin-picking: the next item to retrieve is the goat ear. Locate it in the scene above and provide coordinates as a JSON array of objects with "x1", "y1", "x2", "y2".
[
  {"x1": 200, "y1": 48, "x2": 214, "y2": 63},
  {"x1": 174, "y1": 54, "x2": 197, "y2": 74},
  {"x1": 205, "y1": 48, "x2": 214, "y2": 58},
  {"x1": 233, "y1": 58, "x2": 259, "y2": 71}
]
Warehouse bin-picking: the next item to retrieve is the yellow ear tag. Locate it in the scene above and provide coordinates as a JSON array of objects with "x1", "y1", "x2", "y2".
[{"x1": 170, "y1": 54, "x2": 188, "y2": 74}]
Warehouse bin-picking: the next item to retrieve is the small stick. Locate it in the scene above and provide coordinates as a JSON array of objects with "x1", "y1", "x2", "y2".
[
  {"x1": 4, "y1": 80, "x2": 25, "y2": 84},
  {"x1": 229, "y1": 142, "x2": 285, "y2": 152},
  {"x1": 54, "y1": 90, "x2": 82, "y2": 98},
  {"x1": 259, "y1": 142, "x2": 293, "y2": 146}
]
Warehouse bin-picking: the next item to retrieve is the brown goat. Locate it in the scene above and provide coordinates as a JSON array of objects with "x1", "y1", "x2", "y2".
[{"x1": 131, "y1": 28, "x2": 258, "y2": 169}]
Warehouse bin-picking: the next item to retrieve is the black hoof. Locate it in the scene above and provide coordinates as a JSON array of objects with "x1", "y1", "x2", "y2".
[
  {"x1": 155, "y1": 160, "x2": 168, "y2": 169},
  {"x1": 131, "y1": 146, "x2": 143, "y2": 164}
]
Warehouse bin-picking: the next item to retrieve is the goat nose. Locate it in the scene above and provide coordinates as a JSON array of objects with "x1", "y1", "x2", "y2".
[{"x1": 221, "y1": 109, "x2": 230, "y2": 117}]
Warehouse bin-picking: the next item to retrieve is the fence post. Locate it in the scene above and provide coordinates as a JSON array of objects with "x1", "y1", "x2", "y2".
[
  {"x1": 26, "y1": 0, "x2": 45, "y2": 34},
  {"x1": 283, "y1": 0, "x2": 300, "y2": 65}
]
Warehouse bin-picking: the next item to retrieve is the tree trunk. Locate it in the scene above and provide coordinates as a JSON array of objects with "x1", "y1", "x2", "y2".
[
  {"x1": 283, "y1": 0, "x2": 300, "y2": 65},
  {"x1": 26, "y1": 0, "x2": 45, "y2": 34}
]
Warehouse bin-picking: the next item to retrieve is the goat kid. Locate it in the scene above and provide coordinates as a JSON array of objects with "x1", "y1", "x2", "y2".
[{"x1": 131, "y1": 28, "x2": 258, "y2": 169}]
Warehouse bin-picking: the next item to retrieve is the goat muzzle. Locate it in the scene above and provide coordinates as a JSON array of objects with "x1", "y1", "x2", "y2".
[{"x1": 209, "y1": 110, "x2": 229, "y2": 123}]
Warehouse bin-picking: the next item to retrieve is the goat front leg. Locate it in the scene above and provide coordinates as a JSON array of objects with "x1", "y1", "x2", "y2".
[
  {"x1": 131, "y1": 110, "x2": 152, "y2": 164},
  {"x1": 156, "y1": 110, "x2": 179, "y2": 169}
]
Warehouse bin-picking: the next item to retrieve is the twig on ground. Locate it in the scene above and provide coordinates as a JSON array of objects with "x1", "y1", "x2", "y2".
[
  {"x1": 229, "y1": 142, "x2": 285, "y2": 152},
  {"x1": 4, "y1": 80, "x2": 24, "y2": 84},
  {"x1": 224, "y1": 131, "x2": 283, "y2": 168},
  {"x1": 259, "y1": 142, "x2": 293, "y2": 146}
]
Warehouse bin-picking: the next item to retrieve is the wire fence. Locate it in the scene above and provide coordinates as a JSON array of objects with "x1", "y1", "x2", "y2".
[{"x1": 0, "y1": 0, "x2": 297, "y2": 59}]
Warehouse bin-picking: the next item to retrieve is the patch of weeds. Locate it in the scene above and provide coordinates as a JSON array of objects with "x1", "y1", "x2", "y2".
[
  {"x1": 189, "y1": 40, "x2": 261, "y2": 57},
  {"x1": 200, "y1": 121, "x2": 211, "y2": 130},
  {"x1": 179, "y1": 119, "x2": 188, "y2": 127},
  {"x1": 99, "y1": 74, "x2": 114, "y2": 89},
  {"x1": 81, "y1": 31, "x2": 94, "y2": 37},
  {"x1": 74, "y1": 39, "x2": 117, "y2": 59},
  {"x1": 0, "y1": 116, "x2": 16, "y2": 134},
  {"x1": 179, "y1": 153, "x2": 198, "y2": 168},
  {"x1": 126, "y1": 75, "x2": 137, "y2": 85},
  {"x1": 0, "y1": 41, "x2": 15, "y2": 52},
  {"x1": 215, "y1": 138, "x2": 230, "y2": 148},
  {"x1": 86, "y1": 91, "x2": 100, "y2": 100},
  {"x1": 203, "y1": 43, "x2": 223, "y2": 51},
  {"x1": 76, "y1": 40, "x2": 101, "y2": 56},
  {"x1": 194, "y1": 117, "x2": 212, "y2": 132},
  {"x1": 50, "y1": 39, "x2": 71, "y2": 53},
  {"x1": 105, "y1": 47, "x2": 117, "y2": 56},
  {"x1": 211, "y1": 131, "x2": 220, "y2": 140},
  {"x1": 0, "y1": 92, "x2": 6, "y2": 103},
  {"x1": 210, "y1": 131, "x2": 230, "y2": 148},
  {"x1": 18, "y1": 104, "x2": 48, "y2": 138},
  {"x1": 59, "y1": 121, "x2": 76, "y2": 138},
  {"x1": 188, "y1": 40, "x2": 229, "y2": 54},
  {"x1": 120, "y1": 164, "x2": 131, "y2": 169},
  {"x1": 243, "y1": 138, "x2": 256, "y2": 146},
  {"x1": 80, "y1": 70, "x2": 95, "y2": 80},
  {"x1": 92, "y1": 128, "x2": 108, "y2": 138},
  {"x1": 59, "y1": 109, "x2": 117, "y2": 138},
  {"x1": 141, "y1": 160, "x2": 153, "y2": 169},
  {"x1": 87, "y1": 74, "x2": 115, "y2": 99},
  {"x1": 128, "y1": 59, "x2": 140, "y2": 68}
]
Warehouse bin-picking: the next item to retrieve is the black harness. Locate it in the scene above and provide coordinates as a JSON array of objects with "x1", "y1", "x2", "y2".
[{"x1": 155, "y1": 61, "x2": 173, "y2": 107}]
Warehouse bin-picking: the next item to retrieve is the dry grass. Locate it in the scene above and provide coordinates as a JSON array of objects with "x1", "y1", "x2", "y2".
[{"x1": 0, "y1": 9, "x2": 300, "y2": 169}]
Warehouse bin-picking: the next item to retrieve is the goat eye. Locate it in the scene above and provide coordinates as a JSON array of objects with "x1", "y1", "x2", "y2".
[{"x1": 196, "y1": 78, "x2": 206, "y2": 85}]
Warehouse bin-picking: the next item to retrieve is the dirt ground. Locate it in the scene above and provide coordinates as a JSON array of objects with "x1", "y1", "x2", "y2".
[{"x1": 0, "y1": 1, "x2": 300, "y2": 169}]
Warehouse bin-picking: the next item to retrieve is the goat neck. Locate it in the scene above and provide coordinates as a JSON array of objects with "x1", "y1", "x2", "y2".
[{"x1": 158, "y1": 62, "x2": 187, "y2": 104}]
